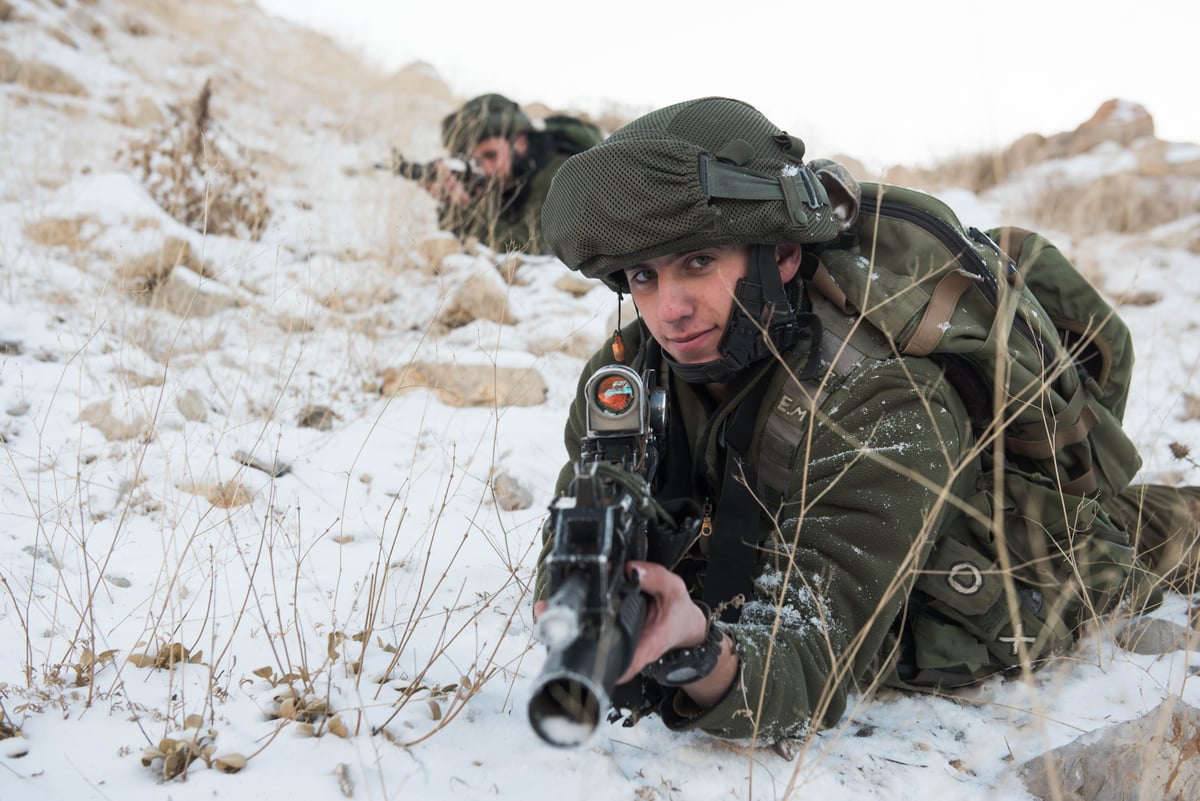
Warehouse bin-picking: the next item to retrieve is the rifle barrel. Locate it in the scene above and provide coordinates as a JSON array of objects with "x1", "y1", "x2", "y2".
[
  {"x1": 535, "y1": 572, "x2": 588, "y2": 649},
  {"x1": 528, "y1": 587, "x2": 645, "y2": 748}
]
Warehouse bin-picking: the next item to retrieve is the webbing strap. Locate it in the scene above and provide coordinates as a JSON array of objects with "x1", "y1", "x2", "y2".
[
  {"x1": 904, "y1": 269, "x2": 979, "y2": 356},
  {"x1": 702, "y1": 372, "x2": 774, "y2": 623},
  {"x1": 699, "y1": 156, "x2": 829, "y2": 225},
  {"x1": 757, "y1": 376, "x2": 825, "y2": 508},
  {"x1": 757, "y1": 326, "x2": 872, "y2": 504},
  {"x1": 753, "y1": 243, "x2": 788, "y2": 310},
  {"x1": 1061, "y1": 465, "x2": 1101, "y2": 497},
  {"x1": 1004, "y1": 395, "x2": 1099, "y2": 459},
  {"x1": 808, "y1": 258, "x2": 855, "y2": 315}
]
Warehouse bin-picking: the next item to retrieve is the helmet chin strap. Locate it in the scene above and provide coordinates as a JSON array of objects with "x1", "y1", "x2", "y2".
[{"x1": 663, "y1": 245, "x2": 820, "y2": 385}]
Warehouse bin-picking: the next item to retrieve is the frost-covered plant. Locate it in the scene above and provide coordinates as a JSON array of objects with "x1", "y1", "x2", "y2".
[{"x1": 124, "y1": 79, "x2": 270, "y2": 240}]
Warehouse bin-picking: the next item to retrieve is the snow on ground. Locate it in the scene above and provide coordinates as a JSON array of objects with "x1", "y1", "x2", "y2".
[{"x1": 1, "y1": 2, "x2": 1198, "y2": 800}]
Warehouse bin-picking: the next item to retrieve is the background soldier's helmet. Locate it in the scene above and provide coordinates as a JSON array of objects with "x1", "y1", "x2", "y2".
[
  {"x1": 541, "y1": 96, "x2": 841, "y2": 290},
  {"x1": 441, "y1": 93, "x2": 532, "y2": 156}
]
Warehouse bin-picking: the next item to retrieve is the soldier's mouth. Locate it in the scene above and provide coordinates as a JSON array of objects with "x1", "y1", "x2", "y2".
[{"x1": 665, "y1": 327, "x2": 718, "y2": 358}]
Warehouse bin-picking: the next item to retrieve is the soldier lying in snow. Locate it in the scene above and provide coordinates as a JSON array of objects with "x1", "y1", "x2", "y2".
[{"x1": 530, "y1": 96, "x2": 1200, "y2": 745}]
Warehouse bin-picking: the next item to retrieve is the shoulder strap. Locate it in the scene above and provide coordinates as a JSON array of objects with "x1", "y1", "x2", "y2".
[
  {"x1": 701, "y1": 369, "x2": 774, "y2": 623},
  {"x1": 756, "y1": 293, "x2": 886, "y2": 506}
]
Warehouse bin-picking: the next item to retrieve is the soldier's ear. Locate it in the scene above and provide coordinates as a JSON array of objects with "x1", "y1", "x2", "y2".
[
  {"x1": 775, "y1": 243, "x2": 803, "y2": 283},
  {"x1": 512, "y1": 132, "x2": 529, "y2": 157}
]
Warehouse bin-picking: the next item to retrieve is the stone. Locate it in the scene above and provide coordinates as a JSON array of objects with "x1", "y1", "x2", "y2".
[
  {"x1": 1019, "y1": 695, "x2": 1200, "y2": 801},
  {"x1": 379, "y1": 362, "x2": 546, "y2": 407},
  {"x1": 491, "y1": 471, "x2": 533, "y2": 511}
]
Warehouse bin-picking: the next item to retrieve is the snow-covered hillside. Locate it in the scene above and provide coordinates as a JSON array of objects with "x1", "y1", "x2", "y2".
[{"x1": 2, "y1": 2, "x2": 1199, "y2": 800}]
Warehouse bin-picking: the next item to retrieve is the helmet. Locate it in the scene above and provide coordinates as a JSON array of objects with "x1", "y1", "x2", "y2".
[
  {"x1": 441, "y1": 93, "x2": 532, "y2": 155},
  {"x1": 540, "y1": 97, "x2": 839, "y2": 383},
  {"x1": 541, "y1": 96, "x2": 840, "y2": 288}
]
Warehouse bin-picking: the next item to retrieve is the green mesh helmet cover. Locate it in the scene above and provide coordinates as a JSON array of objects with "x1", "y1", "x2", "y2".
[
  {"x1": 441, "y1": 93, "x2": 532, "y2": 155},
  {"x1": 542, "y1": 97, "x2": 840, "y2": 288}
]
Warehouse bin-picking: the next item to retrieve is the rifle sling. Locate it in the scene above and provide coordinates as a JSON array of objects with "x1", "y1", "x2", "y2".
[{"x1": 702, "y1": 371, "x2": 773, "y2": 623}]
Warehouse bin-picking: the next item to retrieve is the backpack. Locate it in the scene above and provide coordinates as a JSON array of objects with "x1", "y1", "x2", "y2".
[
  {"x1": 540, "y1": 114, "x2": 604, "y2": 157},
  {"x1": 776, "y1": 181, "x2": 1159, "y2": 687},
  {"x1": 811, "y1": 182, "x2": 1140, "y2": 500}
]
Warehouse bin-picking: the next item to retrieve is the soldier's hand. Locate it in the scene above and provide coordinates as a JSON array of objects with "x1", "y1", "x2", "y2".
[
  {"x1": 427, "y1": 162, "x2": 472, "y2": 207},
  {"x1": 412, "y1": 161, "x2": 470, "y2": 206},
  {"x1": 617, "y1": 561, "x2": 708, "y2": 684}
]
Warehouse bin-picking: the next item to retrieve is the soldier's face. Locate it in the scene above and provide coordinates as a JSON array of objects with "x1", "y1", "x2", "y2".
[
  {"x1": 622, "y1": 246, "x2": 750, "y2": 366},
  {"x1": 622, "y1": 244, "x2": 805, "y2": 371},
  {"x1": 471, "y1": 136, "x2": 516, "y2": 185}
]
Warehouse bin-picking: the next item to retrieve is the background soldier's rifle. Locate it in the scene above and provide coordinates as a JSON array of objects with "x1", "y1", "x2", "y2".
[
  {"x1": 374, "y1": 149, "x2": 486, "y2": 194},
  {"x1": 528, "y1": 364, "x2": 697, "y2": 748}
]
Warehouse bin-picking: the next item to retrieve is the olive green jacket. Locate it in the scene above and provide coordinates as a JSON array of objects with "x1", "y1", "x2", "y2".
[{"x1": 539, "y1": 289, "x2": 979, "y2": 741}]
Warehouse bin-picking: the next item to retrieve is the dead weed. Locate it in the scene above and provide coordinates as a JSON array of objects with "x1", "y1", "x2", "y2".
[{"x1": 123, "y1": 79, "x2": 270, "y2": 239}]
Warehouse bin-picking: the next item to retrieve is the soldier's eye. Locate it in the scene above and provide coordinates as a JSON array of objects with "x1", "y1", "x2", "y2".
[{"x1": 626, "y1": 268, "x2": 655, "y2": 287}]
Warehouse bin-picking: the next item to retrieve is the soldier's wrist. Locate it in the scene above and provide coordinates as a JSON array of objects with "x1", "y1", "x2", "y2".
[{"x1": 643, "y1": 603, "x2": 725, "y2": 687}]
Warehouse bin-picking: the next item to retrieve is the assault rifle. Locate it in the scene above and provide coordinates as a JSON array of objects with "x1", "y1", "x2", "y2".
[
  {"x1": 528, "y1": 364, "x2": 694, "y2": 748},
  {"x1": 374, "y1": 149, "x2": 486, "y2": 194}
]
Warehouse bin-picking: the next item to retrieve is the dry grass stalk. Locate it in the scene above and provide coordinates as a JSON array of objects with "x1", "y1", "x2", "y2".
[
  {"x1": 1022, "y1": 172, "x2": 1192, "y2": 237},
  {"x1": 123, "y1": 79, "x2": 270, "y2": 239}
]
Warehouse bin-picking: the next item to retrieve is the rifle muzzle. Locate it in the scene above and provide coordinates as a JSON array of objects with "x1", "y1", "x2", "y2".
[
  {"x1": 528, "y1": 588, "x2": 645, "y2": 747},
  {"x1": 527, "y1": 666, "x2": 608, "y2": 748}
]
